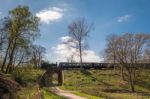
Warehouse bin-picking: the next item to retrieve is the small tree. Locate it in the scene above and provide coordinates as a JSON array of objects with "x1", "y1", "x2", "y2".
[
  {"x1": 68, "y1": 18, "x2": 92, "y2": 68},
  {"x1": 105, "y1": 34, "x2": 125, "y2": 79},
  {"x1": 67, "y1": 54, "x2": 75, "y2": 63},
  {"x1": 30, "y1": 45, "x2": 46, "y2": 68}
]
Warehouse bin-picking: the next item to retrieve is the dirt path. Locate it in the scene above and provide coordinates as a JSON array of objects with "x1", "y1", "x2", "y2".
[
  {"x1": 33, "y1": 85, "x2": 42, "y2": 99},
  {"x1": 51, "y1": 87, "x2": 87, "y2": 99}
]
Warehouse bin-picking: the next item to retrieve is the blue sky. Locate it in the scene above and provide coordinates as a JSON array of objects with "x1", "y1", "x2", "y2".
[{"x1": 0, "y1": 0, "x2": 150, "y2": 62}]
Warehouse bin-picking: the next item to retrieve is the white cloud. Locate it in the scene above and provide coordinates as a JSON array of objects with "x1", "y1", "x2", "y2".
[
  {"x1": 36, "y1": 7, "x2": 63, "y2": 24},
  {"x1": 60, "y1": 36, "x2": 71, "y2": 42},
  {"x1": 117, "y1": 14, "x2": 131, "y2": 22},
  {"x1": 52, "y1": 36, "x2": 103, "y2": 62}
]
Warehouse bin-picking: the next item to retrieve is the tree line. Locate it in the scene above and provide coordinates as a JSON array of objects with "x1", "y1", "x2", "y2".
[{"x1": 0, "y1": 6, "x2": 45, "y2": 73}]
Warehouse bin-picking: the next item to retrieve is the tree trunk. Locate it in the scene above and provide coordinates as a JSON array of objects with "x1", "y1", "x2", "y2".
[
  {"x1": 129, "y1": 74, "x2": 135, "y2": 92},
  {"x1": 15, "y1": 53, "x2": 24, "y2": 67},
  {"x1": 113, "y1": 54, "x2": 116, "y2": 72},
  {"x1": 121, "y1": 65, "x2": 125, "y2": 80},
  {"x1": 1, "y1": 42, "x2": 11, "y2": 72},
  {"x1": 5, "y1": 41, "x2": 16, "y2": 73},
  {"x1": 33, "y1": 53, "x2": 37, "y2": 68},
  {"x1": 131, "y1": 83, "x2": 135, "y2": 92},
  {"x1": 5, "y1": 51, "x2": 14, "y2": 73},
  {"x1": 79, "y1": 42, "x2": 83, "y2": 69},
  {"x1": 128, "y1": 69, "x2": 135, "y2": 92}
]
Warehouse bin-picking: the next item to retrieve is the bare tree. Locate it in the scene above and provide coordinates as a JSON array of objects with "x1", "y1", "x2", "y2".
[
  {"x1": 30, "y1": 45, "x2": 46, "y2": 68},
  {"x1": 105, "y1": 33, "x2": 150, "y2": 92},
  {"x1": 144, "y1": 38, "x2": 150, "y2": 63},
  {"x1": 67, "y1": 54, "x2": 75, "y2": 63},
  {"x1": 105, "y1": 34, "x2": 125, "y2": 79},
  {"x1": 12, "y1": 45, "x2": 30, "y2": 68},
  {"x1": 0, "y1": 30, "x2": 6, "y2": 50},
  {"x1": 68, "y1": 18, "x2": 93, "y2": 68},
  {"x1": 0, "y1": 23, "x2": 8, "y2": 57}
]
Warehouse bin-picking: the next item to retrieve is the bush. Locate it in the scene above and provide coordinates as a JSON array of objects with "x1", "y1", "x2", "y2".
[
  {"x1": 12, "y1": 68, "x2": 26, "y2": 86},
  {"x1": 12, "y1": 66, "x2": 44, "y2": 87}
]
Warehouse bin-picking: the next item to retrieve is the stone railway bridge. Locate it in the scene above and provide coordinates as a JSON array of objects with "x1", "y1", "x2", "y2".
[
  {"x1": 40, "y1": 62, "x2": 150, "y2": 86},
  {"x1": 40, "y1": 62, "x2": 115, "y2": 86}
]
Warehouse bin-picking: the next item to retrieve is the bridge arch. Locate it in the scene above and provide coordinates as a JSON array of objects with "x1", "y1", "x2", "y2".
[{"x1": 40, "y1": 67, "x2": 63, "y2": 87}]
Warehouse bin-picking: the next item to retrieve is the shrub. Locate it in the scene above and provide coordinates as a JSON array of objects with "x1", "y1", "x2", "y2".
[{"x1": 12, "y1": 66, "x2": 44, "y2": 87}]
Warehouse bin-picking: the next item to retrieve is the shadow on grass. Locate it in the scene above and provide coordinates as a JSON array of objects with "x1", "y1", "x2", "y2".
[
  {"x1": 80, "y1": 69, "x2": 112, "y2": 87},
  {"x1": 136, "y1": 80, "x2": 150, "y2": 90},
  {"x1": 102, "y1": 87, "x2": 150, "y2": 97},
  {"x1": 80, "y1": 69, "x2": 92, "y2": 76}
]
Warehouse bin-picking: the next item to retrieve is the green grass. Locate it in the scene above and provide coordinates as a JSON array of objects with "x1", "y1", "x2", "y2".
[
  {"x1": 73, "y1": 91, "x2": 104, "y2": 99},
  {"x1": 2, "y1": 66, "x2": 150, "y2": 99},
  {"x1": 17, "y1": 86, "x2": 65, "y2": 99},
  {"x1": 17, "y1": 86, "x2": 37, "y2": 99},
  {"x1": 61, "y1": 69, "x2": 150, "y2": 99},
  {"x1": 41, "y1": 88, "x2": 66, "y2": 99}
]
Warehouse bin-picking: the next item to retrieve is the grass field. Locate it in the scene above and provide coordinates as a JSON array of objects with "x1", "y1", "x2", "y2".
[
  {"x1": 61, "y1": 69, "x2": 150, "y2": 99},
  {"x1": 1, "y1": 67, "x2": 150, "y2": 99}
]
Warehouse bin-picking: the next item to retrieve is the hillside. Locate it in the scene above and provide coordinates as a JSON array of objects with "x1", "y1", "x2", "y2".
[{"x1": 61, "y1": 69, "x2": 150, "y2": 99}]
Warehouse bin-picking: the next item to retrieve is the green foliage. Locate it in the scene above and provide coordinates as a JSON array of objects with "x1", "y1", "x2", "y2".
[
  {"x1": 0, "y1": 5, "x2": 40, "y2": 73},
  {"x1": 6, "y1": 5, "x2": 39, "y2": 48},
  {"x1": 8, "y1": 5, "x2": 40, "y2": 40}
]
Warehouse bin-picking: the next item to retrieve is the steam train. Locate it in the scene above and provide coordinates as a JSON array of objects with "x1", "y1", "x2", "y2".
[
  {"x1": 41, "y1": 62, "x2": 150, "y2": 70},
  {"x1": 59, "y1": 62, "x2": 114, "y2": 69}
]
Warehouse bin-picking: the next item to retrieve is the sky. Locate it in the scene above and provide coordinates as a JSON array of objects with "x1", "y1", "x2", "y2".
[{"x1": 0, "y1": 0, "x2": 150, "y2": 62}]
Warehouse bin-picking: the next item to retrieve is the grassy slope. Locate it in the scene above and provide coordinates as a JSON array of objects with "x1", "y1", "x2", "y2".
[{"x1": 61, "y1": 69, "x2": 150, "y2": 99}]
